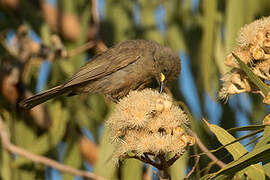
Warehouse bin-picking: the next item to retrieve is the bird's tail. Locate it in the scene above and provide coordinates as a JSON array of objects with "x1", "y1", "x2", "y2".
[{"x1": 19, "y1": 85, "x2": 67, "y2": 110}]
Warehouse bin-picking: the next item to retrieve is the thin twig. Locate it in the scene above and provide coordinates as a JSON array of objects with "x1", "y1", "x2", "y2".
[
  {"x1": 67, "y1": 0, "x2": 108, "y2": 57},
  {"x1": 67, "y1": 41, "x2": 96, "y2": 57},
  {"x1": 0, "y1": 115, "x2": 104, "y2": 180},
  {"x1": 188, "y1": 130, "x2": 226, "y2": 168},
  {"x1": 91, "y1": 0, "x2": 100, "y2": 27},
  {"x1": 176, "y1": 101, "x2": 226, "y2": 169},
  {"x1": 153, "y1": 169, "x2": 163, "y2": 180},
  {"x1": 157, "y1": 168, "x2": 170, "y2": 180},
  {"x1": 86, "y1": 0, "x2": 100, "y2": 41},
  {"x1": 143, "y1": 165, "x2": 152, "y2": 180},
  {"x1": 90, "y1": 0, "x2": 108, "y2": 52},
  {"x1": 166, "y1": 152, "x2": 182, "y2": 167},
  {"x1": 157, "y1": 154, "x2": 171, "y2": 180},
  {"x1": 184, "y1": 155, "x2": 200, "y2": 180},
  {"x1": 127, "y1": 155, "x2": 162, "y2": 169},
  {"x1": 143, "y1": 153, "x2": 154, "y2": 162}
]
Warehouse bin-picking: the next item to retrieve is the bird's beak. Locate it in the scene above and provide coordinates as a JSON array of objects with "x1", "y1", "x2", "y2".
[{"x1": 159, "y1": 73, "x2": 165, "y2": 93}]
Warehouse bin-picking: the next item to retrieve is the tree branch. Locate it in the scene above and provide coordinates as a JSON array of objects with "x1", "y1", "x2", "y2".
[
  {"x1": 126, "y1": 155, "x2": 162, "y2": 169},
  {"x1": 0, "y1": 115, "x2": 104, "y2": 180},
  {"x1": 188, "y1": 130, "x2": 226, "y2": 168},
  {"x1": 184, "y1": 155, "x2": 200, "y2": 180}
]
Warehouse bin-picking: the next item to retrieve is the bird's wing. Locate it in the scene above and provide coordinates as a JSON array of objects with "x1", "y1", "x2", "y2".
[{"x1": 62, "y1": 46, "x2": 143, "y2": 87}]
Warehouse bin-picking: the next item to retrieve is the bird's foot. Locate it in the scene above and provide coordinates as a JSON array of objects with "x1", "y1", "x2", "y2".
[{"x1": 106, "y1": 95, "x2": 120, "y2": 103}]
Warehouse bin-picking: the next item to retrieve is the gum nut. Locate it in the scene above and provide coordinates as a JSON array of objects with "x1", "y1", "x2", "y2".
[
  {"x1": 30, "y1": 41, "x2": 40, "y2": 53},
  {"x1": 181, "y1": 134, "x2": 191, "y2": 145},
  {"x1": 156, "y1": 98, "x2": 164, "y2": 112},
  {"x1": 180, "y1": 139, "x2": 187, "y2": 147},
  {"x1": 252, "y1": 46, "x2": 265, "y2": 60},
  {"x1": 225, "y1": 54, "x2": 238, "y2": 67},
  {"x1": 263, "y1": 39, "x2": 270, "y2": 47},
  {"x1": 189, "y1": 137, "x2": 196, "y2": 146},
  {"x1": 163, "y1": 100, "x2": 172, "y2": 110},
  {"x1": 174, "y1": 127, "x2": 184, "y2": 136}
]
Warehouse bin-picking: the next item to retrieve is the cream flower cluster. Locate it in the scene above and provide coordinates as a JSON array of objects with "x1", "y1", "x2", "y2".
[
  {"x1": 106, "y1": 89, "x2": 195, "y2": 161},
  {"x1": 220, "y1": 16, "x2": 270, "y2": 100}
]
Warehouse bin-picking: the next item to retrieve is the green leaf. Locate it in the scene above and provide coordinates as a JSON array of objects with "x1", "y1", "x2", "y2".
[
  {"x1": 253, "y1": 117, "x2": 270, "y2": 178},
  {"x1": 200, "y1": 0, "x2": 217, "y2": 98},
  {"x1": 225, "y1": 0, "x2": 246, "y2": 54},
  {"x1": 0, "y1": 144, "x2": 11, "y2": 180},
  {"x1": 167, "y1": 24, "x2": 187, "y2": 53},
  {"x1": 232, "y1": 53, "x2": 270, "y2": 96},
  {"x1": 245, "y1": 164, "x2": 266, "y2": 180},
  {"x1": 263, "y1": 163, "x2": 270, "y2": 179},
  {"x1": 213, "y1": 143, "x2": 270, "y2": 179},
  {"x1": 208, "y1": 129, "x2": 263, "y2": 155},
  {"x1": 214, "y1": 21, "x2": 228, "y2": 75},
  {"x1": 254, "y1": 127, "x2": 270, "y2": 150},
  {"x1": 14, "y1": 102, "x2": 69, "y2": 166},
  {"x1": 139, "y1": 0, "x2": 164, "y2": 43},
  {"x1": 169, "y1": 153, "x2": 188, "y2": 180},
  {"x1": 121, "y1": 159, "x2": 143, "y2": 180},
  {"x1": 87, "y1": 94, "x2": 108, "y2": 118},
  {"x1": 106, "y1": 0, "x2": 134, "y2": 42},
  {"x1": 13, "y1": 168, "x2": 36, "y2": 180},
  {"x1": 207, "y1": 122, "x2": 247, "y2": 160},
  {"x1": 207, "y1": 122, "x2": 265, "y2": 179},
  {"x1": 93, "y1": 128, "x2": 117, "y2": 179},
  {"x1": 227, "y1": 125, "x2": 267, "y2": 133},
  {"x1": 61, "y1": 0, "x2": 76, "y2": 14},
  {"x1": 74, "y1": 102, "x2": 100, "y2": 141},
  {"x1": 62, "y1": 139, "x2": 82, "y2": 180},
  {"x1": 13, "y1": 117, "x2": 38, "y2": 149},
  {"x1": 200, "y1": 173, "x2": 216, "y2": 180}
]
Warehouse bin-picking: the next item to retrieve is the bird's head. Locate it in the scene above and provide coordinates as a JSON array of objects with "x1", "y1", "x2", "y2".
[{"x1": 154, "y1": 46, "x2": 181, "y2": 93}]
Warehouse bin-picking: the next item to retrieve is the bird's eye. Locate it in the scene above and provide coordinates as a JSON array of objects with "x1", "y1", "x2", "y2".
[{"x1": 163, "y1": 68, "x2": 168, "y2": 74}]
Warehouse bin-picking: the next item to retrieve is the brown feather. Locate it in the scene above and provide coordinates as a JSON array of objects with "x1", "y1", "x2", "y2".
[{"x1": 19, "y1": 39, "x2": 181, "y2": 109}]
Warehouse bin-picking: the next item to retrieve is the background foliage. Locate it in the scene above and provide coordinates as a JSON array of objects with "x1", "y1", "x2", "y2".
[{"x1": 1, "y1": 0, "x2": 270, "y2": 179}]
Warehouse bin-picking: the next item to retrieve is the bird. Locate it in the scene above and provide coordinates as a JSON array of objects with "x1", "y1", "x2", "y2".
[{"x1": 19, "y1": 39, "x2": 181, "y2": 109}]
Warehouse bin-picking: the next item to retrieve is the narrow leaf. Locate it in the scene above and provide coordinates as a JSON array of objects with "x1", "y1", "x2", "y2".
[
  {"x1": 253, "y1": 116, "x2": 270, "y2": 178},
  {"x1": 213, "y1": 143, "x2": 270, "y2": 178},
  {"x1": 200, "y1": 0, "x2": 217, "y2": 98},
  {"x1": 93, "y1": 128, "x2": 117, "y2": 179},
  {"x1": 232, "y1": 53, "x2": 270, "y2": 96},
  {"x1": 14, "y1": 102, "x2": 69, "y2": 166},
  {"x1": 121, "y1": 159, "x2": 143, "y2": 180},
  {"x1": 206, "y1": 121, "x2": 265, "y2": 179},
  {"x1": 227, "y1": 125, "x2": 267, "y2": 133},
  {"x1": 207, "y1": 122, "x2": 247, "y2": 160}
]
